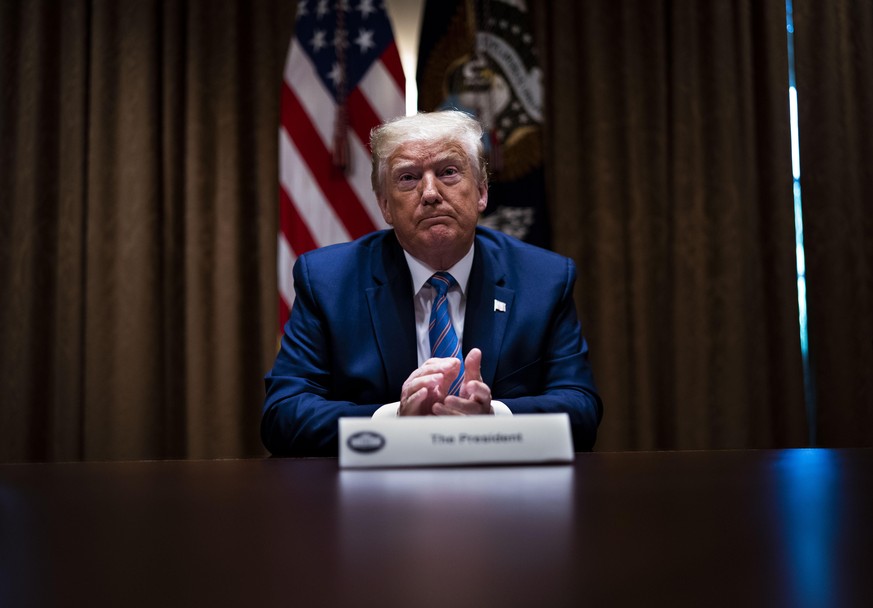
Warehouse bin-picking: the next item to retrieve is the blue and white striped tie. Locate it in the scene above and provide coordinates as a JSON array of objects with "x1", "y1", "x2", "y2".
[{"x1": 427, "y1": 272, "x2": 465, "y2": 396}]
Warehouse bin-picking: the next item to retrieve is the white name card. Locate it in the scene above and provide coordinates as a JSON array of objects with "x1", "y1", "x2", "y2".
[{"x1": 338, "y1": 413, "x2": 574, "y2": 469}]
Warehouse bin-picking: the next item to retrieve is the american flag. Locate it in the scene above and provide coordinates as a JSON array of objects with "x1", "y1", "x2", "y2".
[{"x1": 279, "y1": 0, "x2": 405, "y2": 329}]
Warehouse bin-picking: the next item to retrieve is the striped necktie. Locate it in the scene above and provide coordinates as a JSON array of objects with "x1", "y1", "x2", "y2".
[{"x1": 427, "y1": 272, "x2": 465, "y2": 396}]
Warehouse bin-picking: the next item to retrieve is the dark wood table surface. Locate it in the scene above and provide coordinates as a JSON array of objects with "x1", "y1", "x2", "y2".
[{"x1": 1, "y1": 449, "x2": 872, "y2": 607}]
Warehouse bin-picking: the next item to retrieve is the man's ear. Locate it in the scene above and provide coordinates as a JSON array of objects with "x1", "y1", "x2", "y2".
[
  {"x1": 378, "y1": 195, "x2": 394, "y2": 225},
  {"x1": 477, "y1": 182, "x2": 489, "y2": 214}
]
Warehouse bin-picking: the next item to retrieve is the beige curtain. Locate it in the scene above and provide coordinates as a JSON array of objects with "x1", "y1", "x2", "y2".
[
  {"x1": 541, "y1": 0, "x2": 808, "y2": 450},
  {"x1": 794, "y1": 0, "x2": 873, "y2": 446},
  {"x1": 1, "y1": 0, "x2": 293, "y2": 461}
]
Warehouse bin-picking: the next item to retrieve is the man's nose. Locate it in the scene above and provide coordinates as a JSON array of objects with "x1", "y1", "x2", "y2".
[{"x1": 419, "y1": 172, "x2": 441, "y2": 205}]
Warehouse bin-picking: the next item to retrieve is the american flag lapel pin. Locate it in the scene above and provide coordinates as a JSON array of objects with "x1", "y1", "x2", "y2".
[{"x1": 494, "y1": 299, "x2": 506, "y2": 313}]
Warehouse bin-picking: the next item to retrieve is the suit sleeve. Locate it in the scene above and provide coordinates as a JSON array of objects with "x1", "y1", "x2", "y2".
[
  {"x1": 499, "y1": 258, "x2": 603, "y2": 451},
  {"x1": 262, "y1": 255, "x2": 380, "y2": 457}
]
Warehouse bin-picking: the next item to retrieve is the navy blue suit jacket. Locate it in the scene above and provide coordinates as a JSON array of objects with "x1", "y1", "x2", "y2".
[{"x1": 262, "y1": 227, "x2": 602, "y2": 456}]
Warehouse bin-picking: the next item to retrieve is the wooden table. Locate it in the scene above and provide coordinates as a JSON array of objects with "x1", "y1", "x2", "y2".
[{"x1": 1, "y1": 449, "x2": 871, "y2": 607}]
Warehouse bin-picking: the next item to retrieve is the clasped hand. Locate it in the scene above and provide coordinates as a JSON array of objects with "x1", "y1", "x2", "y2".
[{"x1": 398, "y1": 348, "x2": 493, "y2": 416}]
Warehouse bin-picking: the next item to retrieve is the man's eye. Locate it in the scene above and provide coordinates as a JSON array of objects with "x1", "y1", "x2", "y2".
[
  {"x1": 442, "y1": 167, "x2": 459, "y2": 176},
  {"x1": 396, "y1": 174, "x2": 418, "y2": 190}
]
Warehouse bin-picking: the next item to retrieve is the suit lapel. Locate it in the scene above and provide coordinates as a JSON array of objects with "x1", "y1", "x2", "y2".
[
  {"x1": 463, "y1": 236, "x2": 514, "y2": 387},
  {"x1": 365, "y1": 232, "x2": 417, "y2": 393}
]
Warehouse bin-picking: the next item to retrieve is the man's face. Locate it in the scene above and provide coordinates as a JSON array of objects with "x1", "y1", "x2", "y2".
[{"x1": 378, "y1": 140, "x2": 487, "y2": 269}]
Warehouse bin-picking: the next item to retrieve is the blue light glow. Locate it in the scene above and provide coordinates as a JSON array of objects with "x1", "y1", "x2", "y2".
[
  {"x1": 786, "y1": 0, "x2": 816, "y2": 446},
  {"x1": 776, "y1": 449, "x2": 843, "y2": 607}
]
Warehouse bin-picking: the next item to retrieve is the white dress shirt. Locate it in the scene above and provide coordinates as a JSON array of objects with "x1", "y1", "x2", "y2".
[
  {"x1": 372, "y1": 243, "x2": 511, "y2": 417},
  {"x1": 404, "y1": 246, "x2": 474, "y2": 366}
]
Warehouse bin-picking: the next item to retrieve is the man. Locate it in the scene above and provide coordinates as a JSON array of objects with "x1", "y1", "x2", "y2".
[{"x1": 263, "y1": 110, "x2": 602, "y2": 456}]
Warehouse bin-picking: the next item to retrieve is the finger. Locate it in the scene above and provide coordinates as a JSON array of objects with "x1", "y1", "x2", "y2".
[
  {"x1": 462, "y1": 380, "x2": 491, "y2": 405},
  {"x1": 399, "y1": 386, "x2": 426, "y2": 416},
  {"x1": 405, "y1": 362, "x2": 436, "y2": 382},
  {"x1": 460, "y1": 349, "x2": 486, "y2": 400},
  {"x1": 401, "y1": 372, "x2": 443, "y2": 402},
  {"x1": 438, "y1": 394, "x2": 489, "y2": 416},
  {"x1": 463, "y1": 348, "x2": 483, "y2": 382},
  {"x1": 403, "y1": 358, "x2": 459, "y2": 392},
  {"x1": 423, "y1": 357, "x2": 463, "y2": 373},
  {"x1": 432, "y1": 400, "x2": 466, "y2": 416},
  {"x1": 429, "y1": 358, "x2": 461, "y2": 396}
]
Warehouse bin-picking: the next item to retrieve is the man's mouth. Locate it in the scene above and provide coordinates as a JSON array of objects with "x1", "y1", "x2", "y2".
[
  {"x1": 420, "y1": 213, "x2": 452, "y2": 222},
  {"x1": 420, "y1": 214, "x2": 452, "y2": 224}
]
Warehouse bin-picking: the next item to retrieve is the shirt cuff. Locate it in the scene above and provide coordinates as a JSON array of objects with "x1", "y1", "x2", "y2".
[
  {"x1": 372, "y1": 402, "x2": 401, "y2": 418},
  {"x1": 371, "y1": 400, "x2": 512, "y2": 417},
  {"x1": 490, "y1": 400, "x2": 512, "y2": 416}
]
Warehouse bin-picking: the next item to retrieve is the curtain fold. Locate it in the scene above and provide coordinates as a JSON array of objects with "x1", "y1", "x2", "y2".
[
  {"x1": 544, "y1": 0, "x2": 807, "y2": 450},
  {"x1": 1, "y1": 0, "x2": 291, "y2": 461},
  {"x1": 1, "y1": 0, "x2": 90, "y2": 460},
  {"x1": 794, "y1": 0, "x2": 873, "y2": 446}
]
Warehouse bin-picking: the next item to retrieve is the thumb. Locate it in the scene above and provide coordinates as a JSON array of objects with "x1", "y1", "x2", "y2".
[{"x1": 463, "y1": 348, "x2": 483, "y2": 383}]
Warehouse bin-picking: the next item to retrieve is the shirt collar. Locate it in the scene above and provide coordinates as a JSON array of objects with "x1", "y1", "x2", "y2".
[{"x1": 403, "y1": 243, "x2": 475, "y2": 296}]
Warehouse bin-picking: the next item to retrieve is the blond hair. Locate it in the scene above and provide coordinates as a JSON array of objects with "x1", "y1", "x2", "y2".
[{"x1": 369, "y1": 110, "x2": 487, "y2": 196}]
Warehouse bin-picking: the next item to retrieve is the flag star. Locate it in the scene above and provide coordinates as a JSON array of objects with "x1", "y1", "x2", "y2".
[
  {"x1": 354, "y1": 28, "x2": 375, "y2": 53},
  {"x1": 296, "y1": 0, "x2": 309, "y2": 19},
  {"x1": 328, "y1": 62, "x2": 342, "y2": 85},
  {"x1": 357, "y1": 0, "x2": 376, "y2": 18},
  {"x1": 316, "y1": 0, "x2": 329, "y2": 19},
  {"x1": 310, "y1": 29, "x2": 327, "y2": 52}
]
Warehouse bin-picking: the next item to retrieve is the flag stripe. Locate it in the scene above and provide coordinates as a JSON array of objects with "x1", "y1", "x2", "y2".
[
  {"x1": 379, "y1": 41, "x2": 406, "y2": 92},
  {"x1": 282, "y1": 85, "x2": 377, "y2": 238},
  {"x1": 282, "y1": 41, "x2": 390, "y2": 233},
  {"x1": 279, "y1": 5, "x2": 404, "y2": 324},
  {"x1": 347, "y1": 88, "x2": 385, "y2": 155},
  {"x1": 280, "y1": 185, "x2": 318, "y2": 255},
  {"x1": 279, "y1": 127, "x2": 351, "y2": 247},
  {"x1": 284, "y1": 39, "x2": 338, "y2": 155},
  {"x1": 278, "y1": 233, "x2": 296, "y2": 314},
  {"x1": 345, "y1": 130, "x2": 388, "y2": 230},
  {"x1": 356, "y1": 46, "x2": 406, "y2": 125}
]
